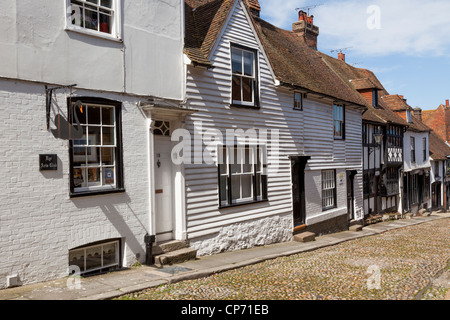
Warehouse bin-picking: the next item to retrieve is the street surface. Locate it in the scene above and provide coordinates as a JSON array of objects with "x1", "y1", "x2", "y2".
[{"x1": 119, "y1": 218, "x2": 450, "y2": 300}]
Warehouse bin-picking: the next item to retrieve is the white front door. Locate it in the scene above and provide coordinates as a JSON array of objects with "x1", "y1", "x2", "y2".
[{"x1": 154, "y1": 136, "x2": 174, "y2": 242}]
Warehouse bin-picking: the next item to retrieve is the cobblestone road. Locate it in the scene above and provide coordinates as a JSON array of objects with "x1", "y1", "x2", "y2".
[{"x1": 119, "y1": 219, "x2": 450, "y2": 300}]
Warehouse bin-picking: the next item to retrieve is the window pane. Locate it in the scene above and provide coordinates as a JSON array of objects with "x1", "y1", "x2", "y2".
[
  {"x1": 88, "y1": 167, "x2": 101, "y2": 186},
  {"x1": 102, "y1": 243, "x2": 117, "y2": 266},
  {"x1": 243, "y1": 51, "x2": 254, "y2": 76},
  {"x1": 256, "y1": 173, "x2": 261, "y2": 198},
  {"x1": 70, "y1": 2, "x2": 83, "y2": 27},
  {"x1": 88, "y1": 126, "x2": 101, "y2": 145},
  {"x1": 101, "y1": 0, "x2": 112, "y2": 8},
  {"x1": 242, "y1": 77, "x2": 253, "y2": 102},
  {"x1": 84, "y1": 9, "x2": 99, "y2": 31},
  {"x1": 73, "y1": 147, "x2": 87, "y2": 167},
  {"x1": 102, "y1": 107, "x2": 114, "y2": 125},
  {"x1": 103, "y1": 167, "x2": 115, "y2": 185},
  {"x1": 73, "y1": 168, "x2": 86, "y2": 188},
  {"x1": 69, "y1": 249, "x2": 85, "y2": 272},
  {"x1": 99, "y1": 14, "x2": 111, "y2": 33},
  {"x1": 243, "y1": 147, "x2": 252, "y2": 173},
  {"x1": 102, "y1": 127, "x2": 115, "y2": 145},
  {"x1": 85, "y1": 246, "x2": 102, "y2": 270},
  {"x1": 73, "y1": 102, "x2": 87, "y2": 124},
  {"x1": 88, "y1": 106, "x2": 101, "y2": 124},
  {"x1": 241, "y1": 174, "x2": 252, "y2": 199},
  {"x1": 232, "y1": 76, "x2": 242, "y2": 102},
  {"x1": 231, "y1": 48, "x2": 242, "y2": 74},
  {"x1": 231, "y1": 175, "x2": 241, "y2": 202},
  {"x1": 101, "y1": 147, "x2": 114, "y2": 166},
  {"x1": 220, "y1": 176, "x2": 228, "y2": 204}
]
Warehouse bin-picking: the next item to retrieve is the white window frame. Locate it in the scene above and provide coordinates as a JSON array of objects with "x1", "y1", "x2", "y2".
[
  {"x1": 231, "y1": 45, "x2": 258, "y2": 107},
  {"x1": 65, "y1": 0, "x2": 122, "y2": 42},
  {"x1": 333, "y1": 104, "x2": 345, "y2": 140},
  {"x1": 218, "y1": 145, "x2": 267, "y2": 207},
  {"x1": 322, "y1": 170, "x2": 336, "y2": 211}
]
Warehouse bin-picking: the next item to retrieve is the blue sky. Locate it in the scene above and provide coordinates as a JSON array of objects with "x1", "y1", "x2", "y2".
[{"x1": 258, "y1": 0, "x2": 450, "y2": 110}]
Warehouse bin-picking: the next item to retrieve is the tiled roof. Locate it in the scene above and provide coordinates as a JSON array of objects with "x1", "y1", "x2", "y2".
[
  {"x1": 382, "y1": 95, "x2": 431, "y2": 133},
  {"x1": 251, "y1": 17, "x2": 368, "y2": 107},
  {"x1": 429, "y1": 130, "x2": 450, "y2": 160},
  {"x1": 184, "y1": 0, "x2": 368, "y2": 108},
  {"x1": 318, "y1": 53, "x2": 407, "y2": 127},
  {"x1": 184, "y1": 0, "x2": 236, "y2": 68}
]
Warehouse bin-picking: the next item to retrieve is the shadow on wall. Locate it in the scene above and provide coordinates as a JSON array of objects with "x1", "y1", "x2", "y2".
[{"x1": 71, "y1": 193, "x2": 147, "y2": 261}]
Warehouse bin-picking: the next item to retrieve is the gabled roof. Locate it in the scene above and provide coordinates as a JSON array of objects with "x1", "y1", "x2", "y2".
[
  {"x1": 184, "y1": 0, "x2": 368, "y2": 108},
  {"x1": 318, "y1": 53, "x2": 407, "y2": 127}
]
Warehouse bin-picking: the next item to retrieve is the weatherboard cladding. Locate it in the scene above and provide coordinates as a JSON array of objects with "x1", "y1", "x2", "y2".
[{"x1": 183, "y1": 0, "x2": 363, "y2": 241}]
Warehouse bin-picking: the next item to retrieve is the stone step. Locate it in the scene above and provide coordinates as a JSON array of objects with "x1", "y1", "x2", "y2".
[
  {"x1": 154, "y1": 247, "x2": 198, "y2": 267},
  {"x1": 349, "y1": 224, "x2": 363, "y2": 232},
  {"x1": 153, "y1": 240, "x2": 190, "y2": 255},
  {"x1": 292, "y1": 231, "x2": 316, "y2": 243}
]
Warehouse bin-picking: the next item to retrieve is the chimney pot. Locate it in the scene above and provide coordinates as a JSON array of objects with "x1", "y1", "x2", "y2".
[
  {"x1": 446, "y1": 99, "x2": 449, "y2": 107},
  {"x1": 338, "y1": 52, "x2": 345, "y2": 62}
]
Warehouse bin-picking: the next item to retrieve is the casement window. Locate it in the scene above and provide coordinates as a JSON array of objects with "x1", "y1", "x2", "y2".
[
  {"x1": 69, "y1": 97, "x2": 124, "y2": 197},
  {"x1": 322, "y1": 170, "x2": 337, "y2": 211},
  {"x1": 363, "y1": 170, "x2": 375, "y2": 198},
  {"x1": 411, "y1": 137, "x2": 416, "y2": 163},
  {"x1": 294, "y1": 92, "x2": 305, "y2": 110},
  {"x1": 231, "y1": 45, "x2": 258, "y2": 107},
  {"x1": 333, "y1": 104, "x2": 345, "y2": 139},
  {"x1": 66, "y1": 0, "x2": 121, "y2": 40},
  {"x1": 385, "y1": 167, "x2": 399, "y2": 196},
  {"x1": 218, "y1": 145, "x2": 268, "y2": 207},
  {"x1": 423, "y1": 137, "x2": 427, "y2": 162},
  {"x1": 69, "y1": 240, "x2": 120, "y2": 275}
]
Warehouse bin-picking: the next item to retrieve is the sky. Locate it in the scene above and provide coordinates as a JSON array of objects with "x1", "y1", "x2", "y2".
[{"x1": 258, "y1": 0, "x2": 450, "y2": 110}]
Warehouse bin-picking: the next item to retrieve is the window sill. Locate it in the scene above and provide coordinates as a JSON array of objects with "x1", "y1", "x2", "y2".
[
  {"x1": 65, "y1": 26, "x2": 123, "y2": 43},
  {"x1": 230, "y1": 103, "x2": 260, "y2": 110},
  {"x1": 322, "y1": 206, "x2": 337, "y2": 212},
  {"x1": 70, "y1": 188, "x2": 126, "y2": 199},
  {"x1": 219, "y1": 199, "x2": 268, "y2": 210}
]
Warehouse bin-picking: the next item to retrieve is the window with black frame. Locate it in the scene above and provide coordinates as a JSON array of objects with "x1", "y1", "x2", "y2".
[
  {"x1": 69, "y1": 98, "x2": 123, "y2": 196},
  {"x1": 218, "y1": 145, "x2": 267, "y2": 207}
]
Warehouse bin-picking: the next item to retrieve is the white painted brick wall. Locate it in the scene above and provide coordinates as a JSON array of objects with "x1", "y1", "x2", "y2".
[{"x1": 0, "y1": 79, "x2": 150, "y2": 289}]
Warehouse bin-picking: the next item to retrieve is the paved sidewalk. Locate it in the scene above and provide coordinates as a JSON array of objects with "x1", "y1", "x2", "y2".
[{"x1": 1, "y1": 212, "x2": 449, "y2": 300}]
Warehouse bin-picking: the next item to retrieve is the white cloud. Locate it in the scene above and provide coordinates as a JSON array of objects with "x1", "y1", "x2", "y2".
[{"x1": 259, "y1": 0, "x2": 450, "y2": 57}]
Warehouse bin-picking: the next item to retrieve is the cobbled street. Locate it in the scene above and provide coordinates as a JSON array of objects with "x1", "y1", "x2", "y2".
[{"x1": 119, "y1": 218, "x2": 450, "y2": 300}]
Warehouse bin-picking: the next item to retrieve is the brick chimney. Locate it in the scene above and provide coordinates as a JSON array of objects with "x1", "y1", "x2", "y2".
[
  {"x1": 414, "y1": 107, "x2": 422, "y2": 121},
  {"x1": 293, "y1": 10, "x2": 320, "y2": 50},
  {"x1": 244, "y1": 0, "x2": 261, "y2": 17},
  {"x1": 446, "y1": 99, "x2": 449, "y2": 108},
  {"x1": 338, "y1": 52, "x2": 345, "y2": 62}
]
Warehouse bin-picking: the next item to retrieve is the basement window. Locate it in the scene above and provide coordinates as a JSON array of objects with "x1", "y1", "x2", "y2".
[{"x1": 69, "y1": 240, "x2": 120, "y2": 275}]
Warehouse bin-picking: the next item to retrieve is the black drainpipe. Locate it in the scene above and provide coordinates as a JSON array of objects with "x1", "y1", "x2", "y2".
[{"x1": 144, "y1": 234, "x2": 156, "y2": 265}]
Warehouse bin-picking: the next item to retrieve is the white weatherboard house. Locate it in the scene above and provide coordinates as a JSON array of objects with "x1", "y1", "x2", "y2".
[
  {"x1": 0, "y1": 0, "x2": 185, "y2": 288},
  {"x1": 181, "y1": 0, "x2": 367, "y2": 256}
]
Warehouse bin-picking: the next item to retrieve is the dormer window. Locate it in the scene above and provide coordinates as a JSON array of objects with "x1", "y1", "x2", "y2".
[
  {"x1": 407, "y1": 110, "x2": 412, "y2": 123},
  {"x1": 372, "y1": 89, "x2": 379, "y2": 108}
]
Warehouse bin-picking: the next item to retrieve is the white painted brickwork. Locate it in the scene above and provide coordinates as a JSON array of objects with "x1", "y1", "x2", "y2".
[{"x1": 0, "y1": 79, "x2": 150, "y2": 289}]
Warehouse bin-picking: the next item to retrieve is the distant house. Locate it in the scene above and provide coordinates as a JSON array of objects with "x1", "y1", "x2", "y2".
[
  {"x1": 319, "y1": 54, "x2": 407, "y2": 219},
  {"x1": 182, "y1": 0, "x2": 367, "y2": 256},
  {"x1": 382, "y1": 95, "x2": 432, "y2": 215}
]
